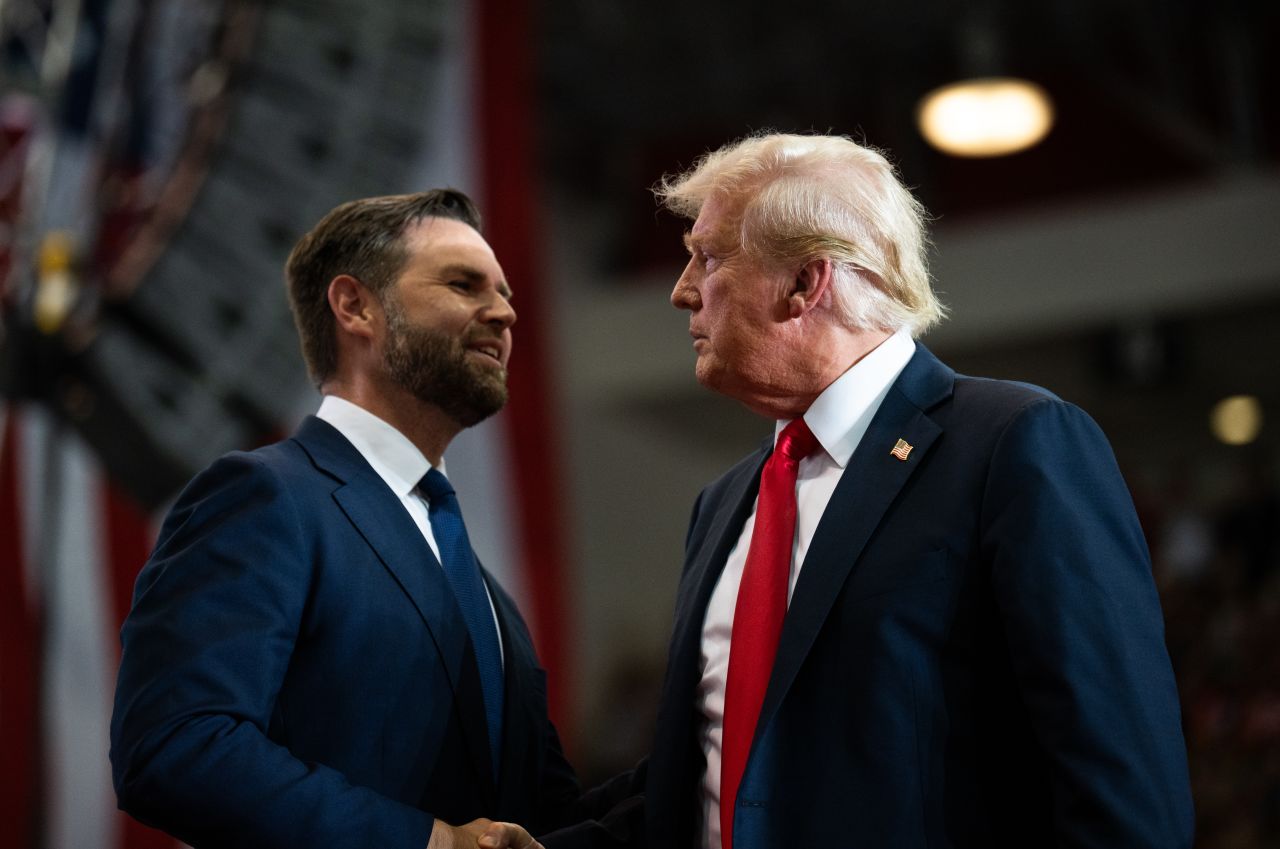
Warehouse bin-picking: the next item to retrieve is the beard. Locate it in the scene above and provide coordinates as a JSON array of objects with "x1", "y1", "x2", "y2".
[{"x1": 381, "y1": 301, "x2": 509, "y2": 428}]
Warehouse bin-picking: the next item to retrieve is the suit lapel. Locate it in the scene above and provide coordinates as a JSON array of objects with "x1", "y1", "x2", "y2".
[
  {"x1": 754, "y1": 346, "x2": 953, "y2": 741},
  {"x1": 647, "y1": 448, "x2": 768, "y2": 838},
  {"x1": 667, "y1": 449, "x2": 769, "y2": 697},
  {"x1": 493, "y1": 599, "x2": 526, "y2": 814},
  {"x1": 490, "y1": 573, "x2": 545, "y2": 815},
  {"x1": 293, "y1": 416, "x2": 497, "y2": 804}
]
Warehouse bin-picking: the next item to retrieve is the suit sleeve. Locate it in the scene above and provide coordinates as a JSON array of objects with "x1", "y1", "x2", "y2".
[
  {"x1": 109, "y1": 453, "x2": 434, "y2": 849},
  {"x1": 981, "y1": 399, "x2": 1194, "y2": 848},
  {"x1": 537, "y1": 763, "x2": 648, "y2": 849}
]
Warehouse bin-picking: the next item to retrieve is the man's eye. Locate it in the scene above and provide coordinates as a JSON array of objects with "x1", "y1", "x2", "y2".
[{"x1": 449, "y1": 280, "x2": 472, "y2": 291}]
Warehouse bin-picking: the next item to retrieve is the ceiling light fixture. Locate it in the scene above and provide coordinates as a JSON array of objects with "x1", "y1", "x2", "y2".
[
  {"x1": 916, "y1": 76, "x2": 1055, "y2": 157},
  {"x1": 1210, "y1": 395, "x2": 1263, "y2": 446}
]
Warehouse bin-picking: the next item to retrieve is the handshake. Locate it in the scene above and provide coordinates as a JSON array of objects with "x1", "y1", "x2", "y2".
[{"x1": 431, "y1": 818, "x2": 543, "y2": 849}]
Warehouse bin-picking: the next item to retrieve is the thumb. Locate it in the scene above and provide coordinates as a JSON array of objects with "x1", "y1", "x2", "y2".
[
  {"x1": 479, "y1": 821, "x2": 541, "y2": 849},
  {"x1": 478, "y1": 822, "x2": 512, "y2": 849}
]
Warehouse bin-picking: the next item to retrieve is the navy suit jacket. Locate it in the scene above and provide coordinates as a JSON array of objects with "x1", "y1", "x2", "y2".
[
  {"x1": 111, "y1": 416, "x2": 584, "y2": 848},
  {"x1": 598, "y1": 345, "x2": 1193, "y2": 849}
]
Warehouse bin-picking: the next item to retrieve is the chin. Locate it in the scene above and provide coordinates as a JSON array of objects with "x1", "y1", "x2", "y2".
[{"x1": 694, "y1": 362, "x2": 730, "y2": 394}]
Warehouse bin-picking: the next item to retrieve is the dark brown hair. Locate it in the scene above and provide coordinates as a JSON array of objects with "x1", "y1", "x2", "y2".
[{"x1": 284, "y1": 188, "x2": 481, "y2": 385}]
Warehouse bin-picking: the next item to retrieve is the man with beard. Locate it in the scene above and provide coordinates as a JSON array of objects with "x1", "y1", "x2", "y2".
[{"x1": 111, "y1": 190, "x2": 579, "y2": 849}]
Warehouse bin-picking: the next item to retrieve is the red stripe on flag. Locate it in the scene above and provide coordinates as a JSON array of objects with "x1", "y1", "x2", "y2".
[
  {"x1": 101, "y1": 478, "x2": 175, "y2": 849},
  {"x1": 474, "y1": 0, "x2": 573, "y2": 738},
  {"x1": 0, "y1": 411, "x2": 40, "y2": 849}
]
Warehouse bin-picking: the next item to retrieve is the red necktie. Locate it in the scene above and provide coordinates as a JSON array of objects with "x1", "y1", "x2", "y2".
[{"x1": 720, "y1": 417, "x2": 819, "y2": 849}]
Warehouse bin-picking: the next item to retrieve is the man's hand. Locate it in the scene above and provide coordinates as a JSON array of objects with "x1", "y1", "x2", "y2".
[
  {"x1": 477, "y1": 821, "x2": 544, "y2": 849},
  {"x1": 426, "y1": 818, "x2": 491, "y2": 849},
  {"x1": 427, "y1": 818, "x2": 543, "y2": 849}
]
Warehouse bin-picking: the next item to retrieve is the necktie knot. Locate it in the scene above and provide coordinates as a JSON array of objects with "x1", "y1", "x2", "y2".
[
  {"x1": 419, "y1": 468, "x2": 455, "y2": 502},
  {"x1": 776, "y1": 418, "x2": 819, "y2": 464}
]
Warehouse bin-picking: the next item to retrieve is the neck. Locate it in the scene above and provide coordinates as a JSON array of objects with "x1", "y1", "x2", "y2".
[
  {"x1": 321, "y1": 376, "x2": 459, "y2": 466},
  {"x1": 737, "y1": 326, "x2": 894, "y2": 421}
]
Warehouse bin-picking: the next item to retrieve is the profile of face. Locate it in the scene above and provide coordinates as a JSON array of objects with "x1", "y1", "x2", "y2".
[
  {"x1": 670, "y1": 192, "x2": 793, "y2": 402},
  {"x1": 379, "y1": 217, "x2": 516, "y2": 427}
]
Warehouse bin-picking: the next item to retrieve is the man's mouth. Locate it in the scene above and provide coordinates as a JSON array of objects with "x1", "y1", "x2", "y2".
[{"x1": 467, "y1": 339, "x2": 505, "y2": 363}]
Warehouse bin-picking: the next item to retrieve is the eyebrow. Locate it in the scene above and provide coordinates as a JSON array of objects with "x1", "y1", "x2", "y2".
[
  {"x1": 440, "y1": 264, "x2": 513, "y2": 299},
  {"x1": 682, "y1": 231, "x2": 699, "y2": 253}
]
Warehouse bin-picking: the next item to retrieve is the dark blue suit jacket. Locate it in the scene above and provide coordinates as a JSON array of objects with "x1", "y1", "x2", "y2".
[
  {"x1": 111, "y1": 416, "x2": 584, "y2": 848},
  {"x1": 625, "y1": 346, "x2": 1193, "y2": 848}
]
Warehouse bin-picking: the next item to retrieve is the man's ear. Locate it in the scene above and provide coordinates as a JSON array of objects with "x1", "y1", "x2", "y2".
[
  {"x1": 786, "y1": 257, "x2": 834, "y2": 319},
  {"x1": 327, "y1": 274, "x2": 379, "y2": 340}
]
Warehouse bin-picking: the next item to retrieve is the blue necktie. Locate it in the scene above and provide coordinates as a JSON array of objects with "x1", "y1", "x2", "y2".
[{"x1": 419, "y1": 468, "x2": 504, "y2": 777}]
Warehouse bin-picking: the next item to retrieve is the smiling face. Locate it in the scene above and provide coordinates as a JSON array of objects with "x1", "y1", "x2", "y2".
[
  {"x1": 378, "y1": 216, "x2": 516, "y2": 427},
  {"x1": 669, "y1": 192, "x2": 797, "y2": 405}
]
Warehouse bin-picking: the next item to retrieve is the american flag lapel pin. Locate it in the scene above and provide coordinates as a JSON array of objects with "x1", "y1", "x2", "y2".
[{"x1": 889, "y1": 438, "x2": 913, "y2": 461}]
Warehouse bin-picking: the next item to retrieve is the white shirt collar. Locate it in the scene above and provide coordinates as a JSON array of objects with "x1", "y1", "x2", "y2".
[
  {"x1": 315, "y1": 395, "x2": 443, "y2": 496},
  {"x1": 777, "y1": 327, "x2": 916, "y2": 468}
]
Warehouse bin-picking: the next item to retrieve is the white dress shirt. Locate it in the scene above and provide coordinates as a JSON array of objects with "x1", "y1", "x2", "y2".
[
  {"x1": 315, "y1": 395, "x2": 503, "y2": 663},
  {"x1": 696, "y1": 328, "x2": 916, "y2": 849}
]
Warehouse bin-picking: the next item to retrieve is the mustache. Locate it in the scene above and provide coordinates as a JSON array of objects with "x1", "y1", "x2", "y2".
[{"x1": 462, "y1": 328, "x2": 506, "y2": 347}]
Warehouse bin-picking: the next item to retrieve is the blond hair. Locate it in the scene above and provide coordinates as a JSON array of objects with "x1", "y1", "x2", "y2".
[{"x1": 656, "y1": 133, "x2": 945, "y2": 336}]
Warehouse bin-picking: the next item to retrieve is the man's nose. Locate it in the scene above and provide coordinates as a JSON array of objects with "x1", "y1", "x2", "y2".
[
  {"x1": 671, "y1": 265, "x2": 701, "y2": 311},
  {"x1": 484, "y1": 293, "x2": 517, "y2": 329}
]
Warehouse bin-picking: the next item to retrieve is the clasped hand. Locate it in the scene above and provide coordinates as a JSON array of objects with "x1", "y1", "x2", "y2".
[{"x1": 429, "y1": 817, "x2": 544, "y2": 849}]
